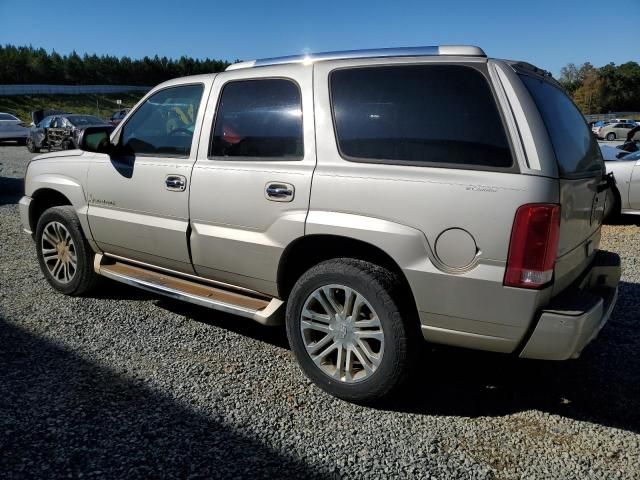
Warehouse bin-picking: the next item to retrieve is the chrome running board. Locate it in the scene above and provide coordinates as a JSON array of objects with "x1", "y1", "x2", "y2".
[{"x1": 94, "y1": 253, "x2": 283, "y2": 326}]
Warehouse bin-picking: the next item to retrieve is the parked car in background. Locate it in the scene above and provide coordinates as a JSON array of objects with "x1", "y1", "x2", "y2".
[
  {"x1": 27, "y1": 114, "x2": 112, "y2": 153},
  {"x1": 597, "y1": 122, "x2": 636, "y2": 141},
  {"x1": 108, "y1": 108, "x2": 131, "y2": 126},
  {"x1": 0, "y1": 112, "x2": 30, "y2": 144},
  {"x1": 605, "y1": 149, "x2": 640, "y2": 219}
]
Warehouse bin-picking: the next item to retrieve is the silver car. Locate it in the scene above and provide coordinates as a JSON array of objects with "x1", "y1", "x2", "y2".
[
  {"x1": 19, "y1": 45, "x2": 621, "y2": 402},
  {"x1": 605, "y1": 149, "x2": 640, "y2": 217},
  {"x1": 0, "y1": 112, "x2": 29, "y2": 144},
  {"x1": 598, "y1": 122, "x2": 636, "y2": 141}
]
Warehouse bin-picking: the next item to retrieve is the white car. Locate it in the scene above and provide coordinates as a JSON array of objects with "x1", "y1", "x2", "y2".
[
  {"x1": 605, "y1": 149, "x2": 640, "y2": 217},
  {"x1": 0, "y1": 112, "x2": 29, "y2": 144}
]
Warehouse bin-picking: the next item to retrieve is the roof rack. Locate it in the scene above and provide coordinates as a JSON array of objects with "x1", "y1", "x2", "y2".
[{"x1": 226, "y1": 45, "x2": 486, "y2": 71}]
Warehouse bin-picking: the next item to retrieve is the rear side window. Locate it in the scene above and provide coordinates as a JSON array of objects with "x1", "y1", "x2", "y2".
[
  {"x1": 0, "y1": 113, "x2": 17, "y2": 121},
  {"x1": 211, "y1": 79, "x2": 303, "y2": 159},
  {"x1": 519, "y1": 74, "x2": 603, "y2": 178},
  {"x1": 330, "y1": 65, "x2": 513, "y2": 169}
]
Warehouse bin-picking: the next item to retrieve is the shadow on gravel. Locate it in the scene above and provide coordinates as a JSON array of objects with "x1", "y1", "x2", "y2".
[
  {"x1": 390, "y1": 280, "x2": 640, "y2": 434},
  {"x1": 158, "y1": 298, "x2": 291, "y2": 350},
  {"x1": 0, "y1": 317, "x2": 327, "y2": 480},
  {"x1": 607, "y1": 214, "x2": 640, "y2": 227},
  {"x1": 0, "y1": 176, "x2": 23, "y2": 206},
  {"x1": 156, "y1": 282, "x2": 640, "y2": 434}
]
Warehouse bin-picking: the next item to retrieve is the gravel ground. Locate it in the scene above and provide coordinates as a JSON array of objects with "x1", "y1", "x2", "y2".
[{"x1": 1, "y1": 143, "x2": 639, "y2": 479}]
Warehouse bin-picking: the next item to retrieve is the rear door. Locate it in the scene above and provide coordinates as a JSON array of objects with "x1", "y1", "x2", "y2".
[
  {"x1": 518, "y1": 73, "x2": 606, "y2": 291},
  {"x1": 189, "y1": 64, "x2": 315, "y2": 296}
]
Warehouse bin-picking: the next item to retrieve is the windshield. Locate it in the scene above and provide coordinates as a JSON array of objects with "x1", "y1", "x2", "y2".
[
  {"x1": 67, "y1": 115, "x2": 105, "y2": 127},
  {"x1": 519, "y1": 73, "x2": 603, "y2": 178}
]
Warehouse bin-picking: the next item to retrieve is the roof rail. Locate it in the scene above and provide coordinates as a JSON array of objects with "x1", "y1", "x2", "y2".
[{"x1": 226, "y1": 45, "x2": 486, "y2": 71}]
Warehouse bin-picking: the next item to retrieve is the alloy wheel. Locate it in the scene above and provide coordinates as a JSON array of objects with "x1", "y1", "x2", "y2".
[
  {"x1": 300, "y1": 284, "x2": 384, "y2": 383},
  {"x1": 41, "y1": 221, "x2": 77, "y2": 284}
]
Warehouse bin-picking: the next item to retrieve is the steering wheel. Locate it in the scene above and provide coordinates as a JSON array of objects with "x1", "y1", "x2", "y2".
[{"x1": 167, "y1": 127, "x2": 192, "y2": 136}]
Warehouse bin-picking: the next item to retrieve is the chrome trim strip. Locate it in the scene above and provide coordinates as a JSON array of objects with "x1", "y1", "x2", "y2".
[
  {"x1": 226, "y1": 45, "x2": 486, "y2": 70},
  {"x1": 102, "y1": 252, "x2": 269, "y2": 299}
]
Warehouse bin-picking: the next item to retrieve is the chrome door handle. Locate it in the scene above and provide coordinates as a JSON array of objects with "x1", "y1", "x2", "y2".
[
  {"x1": 265, "y1": 182, "x2": 294, "y2": 202},
  {"x1": 165, "y1": 175, "x2": 186, "y2": 191}
]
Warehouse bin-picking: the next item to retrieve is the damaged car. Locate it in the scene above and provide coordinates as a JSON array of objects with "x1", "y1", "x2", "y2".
[{"x1": 27, "y1": 111, "x2": 112, "y2": 153}]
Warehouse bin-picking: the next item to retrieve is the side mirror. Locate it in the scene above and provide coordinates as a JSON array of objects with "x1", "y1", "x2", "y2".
[{"x1": 78, "y1": 126, "x2": 114, "y2": 153}]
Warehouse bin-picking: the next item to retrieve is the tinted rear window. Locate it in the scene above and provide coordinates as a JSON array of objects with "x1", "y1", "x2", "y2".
[
  {"x1": 519, "y1": 74, "x2": 603, "y2": 178},
  {"x1": 330, "y1": 65, "x2": 513, "y2": 168}
]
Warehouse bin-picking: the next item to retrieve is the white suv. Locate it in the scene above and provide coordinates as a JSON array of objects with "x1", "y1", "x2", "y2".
[{"x1": 20, "y1": 46, "x2": 621, "y2": 402}]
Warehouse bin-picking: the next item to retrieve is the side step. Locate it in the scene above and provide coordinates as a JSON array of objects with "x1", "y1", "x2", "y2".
[{"x1": 93, "y1": 254, "x2": 283, "y2": 326}]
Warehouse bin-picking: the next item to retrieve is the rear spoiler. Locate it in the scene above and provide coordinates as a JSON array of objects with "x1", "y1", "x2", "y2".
[{"x1": 31, "y1": 109, "x2": 70, "y2": 126}]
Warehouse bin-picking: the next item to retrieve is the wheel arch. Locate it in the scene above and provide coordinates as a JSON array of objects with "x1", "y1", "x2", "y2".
[
  {"x1": 29, "y1": 188, "x2": 73, "y2": 233},
  {"x1": 277, "y1": 234, "x2": 418, "y2": 316}
]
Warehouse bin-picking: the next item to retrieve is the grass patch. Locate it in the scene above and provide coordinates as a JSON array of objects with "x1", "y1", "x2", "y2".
[{"x1": 0, "y1": 92, "x2": 147, "y2": 123}]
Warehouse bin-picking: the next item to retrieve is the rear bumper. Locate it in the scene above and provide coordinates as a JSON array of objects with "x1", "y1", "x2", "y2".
[{"x1": 519, "y1": 250, "x2": 621, "y2": 360}]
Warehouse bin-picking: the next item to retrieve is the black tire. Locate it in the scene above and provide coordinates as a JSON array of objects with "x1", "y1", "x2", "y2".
[
  {"x1": 286, "y1": 258, "x2": 418, "y2": 403},
  {"x1": 26, "y1": 137, "x2": 39, "y2": 153},
  {"x1": 17, "y1": 138, "x2": 27, "y2": 146},
  {"x1": 35, "y1": 206, "x2": 99, "y2": 296},
  {"x1": 606, "y1": 132, "x2": 616, "y2": 141},
  {"x1": 604, "y1": 187, "x2": 621, "y2": 222}
]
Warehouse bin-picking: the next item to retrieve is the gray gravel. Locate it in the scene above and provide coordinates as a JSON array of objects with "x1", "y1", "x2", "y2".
[{"x1": 1, "y1": 143, "x2": 639, "y2": 479}]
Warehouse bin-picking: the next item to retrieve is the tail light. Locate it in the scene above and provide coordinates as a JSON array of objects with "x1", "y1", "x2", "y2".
[{"x1": 504, "y1": 204, "x2": 561, "y2": 289}]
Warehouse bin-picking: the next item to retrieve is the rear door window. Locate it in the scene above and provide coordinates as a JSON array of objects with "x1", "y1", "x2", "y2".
[
  {"x1": 519, "y1": 74, "x2": 603, "y2": 178},
  {"x1": 210, "y1": 79, "x2": 303, "y2": 159},
  {"x1": 330, "y1": 64, "x2": 513, "y2": 169}
]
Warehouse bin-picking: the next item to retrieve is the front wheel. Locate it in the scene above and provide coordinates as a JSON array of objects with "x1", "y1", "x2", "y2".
[
  {"x1": 286, "y1": 258, "x2": 417, "y2": 403},
  {"x1": 26, "y1": 137, "x2": 39, "y2": 153},
  {"x1": 606, "y1": 132, "x2": 616, "y2": 141},
  {"x1": 35, "y1": 206, "x2": 100, "y2": 295}
]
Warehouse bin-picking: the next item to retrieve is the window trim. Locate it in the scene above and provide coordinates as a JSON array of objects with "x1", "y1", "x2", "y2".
[
  {"x1": 328, "y1": 63, "x2": 519, "y2": 173},
  {"x1": 118, "y1": 82, "x2": 205, "y2": 160},
  {"x1": 207, "y1": 76, "x2": 305, "y2": 162}
]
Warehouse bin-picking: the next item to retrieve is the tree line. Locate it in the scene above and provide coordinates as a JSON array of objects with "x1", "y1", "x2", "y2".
[
  {"x1": 1, "y1": 45, "x2": 638, "y2": 115},
  {"x1": 558, "y1": 61, "x2": 640, "y2": 114},
  {"x1": 0, "y1": 45, "x2": 230, "y2": 86}
]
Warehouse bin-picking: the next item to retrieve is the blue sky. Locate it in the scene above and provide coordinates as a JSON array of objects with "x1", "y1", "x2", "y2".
[{"x1": 0, "y1": 0, "x2": 637, "y2": 76}]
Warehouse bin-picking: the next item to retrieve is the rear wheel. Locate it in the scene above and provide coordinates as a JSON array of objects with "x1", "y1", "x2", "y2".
[
  {"x1": 286, "y1": 258, "x2": 417, "y2": 403},
  {"x1": 26, "y1": 137, "x2": 39, "y2": 153},
  {"x1": 35, "y1": 206, "x2": 99, "y2": 295},
  {"x1": 606, "y1": 132, "x2": 616, "y2": 141},
  {"x1": 604, "y1": 187, "x2": 621, "y2": 222}
]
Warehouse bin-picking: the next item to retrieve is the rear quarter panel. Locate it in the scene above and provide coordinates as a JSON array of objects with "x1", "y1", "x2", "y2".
[{"x1": 310, "y1": 57, "x2": 558, "y2": 351}]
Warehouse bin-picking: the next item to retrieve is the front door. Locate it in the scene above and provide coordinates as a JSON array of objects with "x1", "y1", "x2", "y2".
[
  {"x1": 189, "y1": 65, "x2": 315, "y2": 295},
  {"x1": 87, "y1": 81, "x2": 210, "y2": 273}
]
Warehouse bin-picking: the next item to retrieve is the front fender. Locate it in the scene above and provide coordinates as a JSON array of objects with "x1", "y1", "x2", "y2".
[{"x1": 25, "y1": 157, "x2": 95, "y2": 249}]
